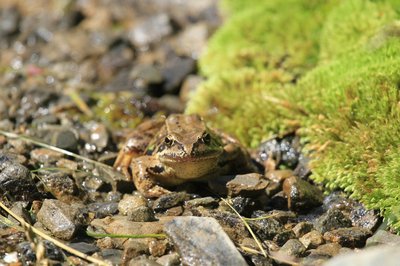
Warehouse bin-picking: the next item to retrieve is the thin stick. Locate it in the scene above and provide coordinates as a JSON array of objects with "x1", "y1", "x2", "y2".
[{"x1": 0, "y1": 201, "x2": 111, "y2": 266}]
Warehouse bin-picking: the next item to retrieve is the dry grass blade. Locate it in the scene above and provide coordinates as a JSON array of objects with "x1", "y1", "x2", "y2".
[
  {"x1": 0, "y1": 201, "x2": 111, "y2": 266},
  {"x1": 220, "y1": 197, "x2": 267, "y2": 257},
  {"x1": 65, "y1": 89, "x2": 93, "y2": 117},
  {"x1": 0, "y1": 130, "x2": 115, "y2": 172},
  {"x1": 87, "y1": 230, "x2": 166, "y2": 239}
]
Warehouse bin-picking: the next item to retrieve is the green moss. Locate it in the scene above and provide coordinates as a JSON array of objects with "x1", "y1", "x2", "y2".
[
  {"x1": 186, "y1": 68, "x2": 299, "y2": 147},
  {"x1": 319, "y1": 0, "x2": 396, "y2": 62},
  {"x1": 188, "y1": 0, "x2": 400, "y2": 231},
  {"x1": 200, "y1": 0, "x2": 336, "y2": 77}
]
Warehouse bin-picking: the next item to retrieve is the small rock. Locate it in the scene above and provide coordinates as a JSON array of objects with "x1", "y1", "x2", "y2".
[
  {"x1": 30, "y1": 148, "x2": 63, "y2": 164},
  {"x1": 179, "y1": 75, "x2": 203, "y2": 103},
  {"x1": 230, "y1": 196, "x2": 257, "y2": 216},
  {"x1": 283, "y1": 176, "x2": 323, "y2": 212},
  {"x1": 349, "y1": 204, "x2": 380, "y2": 231},
  {"x1": 152, "y1": 192, "x2": 187, "y2": 211},
  {"x1": 18, "y1": 240, "x2": 64, "y2": 263},
  {"x1": 293, "y1": 155, "x2": 311, "y2": 178},
  {"x1": 293, "y1": 221, "x2": 314, "y2": 238},
  {"x1": 265, "y1": 181, "x2": 281, "y2": 197},
  {"x1": 118, "y1": 194, "x2": 148, "y2": 215},
  {"x1": 37, "y1": 199, "x2": 83, "y2": 240},
  {"x1": 207, "y1": 175, "x2": 235, "y2": 196},
  {"x1": 366, "y1": 229, "x2": 400, "y2": 247},
  {"x1": 279, "y1": 239, "x2": 306, "y2": 257},
  {"x1": 85, "y1": 122, "x2": 109, "y2": 152},
  {"x1": 101, "y1": 249, "x2": 124, "y2": 265},
  {"x1": 87, "y1": 202, "x2": 119, "y2": 218},
  {"x1": 0, "y1": 6, "x2": 20, "y2": 37},
  {"x1": 128, "y1": 206, "x2": 156, "y2": 222},
  {"x1": 129, "y1": 14, "x2": 173, "y2": 49},
  {"x1": 50, "y1": 129, "x2": 78, "y2": 151},
  {"x1": 148, "y1": 239, "x2": 168, "y2": 257},
  {"x1": 299, "y1": 230, "x2": 324, "y2": 249},
  {"x1": 0, "y1": 152, "x2": 38, "y2": 201},
  {"x1": 323, "y1": 227, "x2": 372, "y2": 248},
  {"x1": 273, "y1": 230, "x2": 296, "y2": 246},
  {"x1": 173, "y1": 23, "x2": 209, "y2": 59},
  {"x1": 309, "y1": 243, "x2": 342, "y2": 258},
  {"x1": 250, "y1": 255, "x2": 274, "y2": 266},
  {"x1": 249, "y1": 215, "x2": 283, "y2": 240},
  {"x1": 315, "y1": 209, "x2": 352, "y2": 233},
  {"x1": 158, "y1": 95, "x2": 185, "y2": 113},
  {"x1": 39, "y1": 172, "x2": 78, "y2": 202},
  {"x1": 324, "y1": 245, "x2": 400, "y2": 266},
  {"x1": 226, "y1": 173, "x2": 269, "y2": 197},
  {"x1": 164, "y1": 216, "x2": 247, "y2": 266},
  {"x1": 156, "y1": 252, "x2": 180, "y2": 266},
  {"x1": 161, "y1": 55, "x2": 195, "y2": 93},
  {"x1": 128, "y1": 256, "x2": 161, "y2": 266},
  {"x1": 258, "y1": 135, "x2": 300, "y2": 169},
  {"x1": 130, "y1": 64, "x2": 163, "y2": 96}
]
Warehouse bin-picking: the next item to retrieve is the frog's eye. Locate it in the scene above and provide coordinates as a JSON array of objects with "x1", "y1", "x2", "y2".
[
  {"x1": 164, "y1": 136, "x2": 173, "y2": 146},
  {"x1": 202, "y1": 133, "x2": 211, "y2": 144}
]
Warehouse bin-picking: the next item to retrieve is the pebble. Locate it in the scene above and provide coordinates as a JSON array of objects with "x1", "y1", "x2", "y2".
[
  {"x1": 315, "y1": 208, "x2": 352, "y2": 233},
  {"x1": 293, "y1": 221, "x2": 314, "y2": 237},
  {"x1": 299, "y1": 230, "x2": 324, "y2": 249},
  {"x1": 68, "y1": 242, "x2": 100, "y2": 254},
  {"x1": 85, "y1": 121, "x2": 109, "y2": 152},
  {"x1": 185, "y1": 196, "x2": 218, "y2": 208},
  {"x1": 17, "y1": 240, "x2": 64, "y2": 263},
  {"x1": 118, "y1": 194, "x2": 148, "y2": 215},
  {"x1": 179, "y1": 75, "x2": 203, "y2": 103},
  {"x1": 50, "y1": 129, "x2": 78, "y2": 151},
  {"x1": 161, "y1": 54, "x2": 195, "y2": 93},
  {"x1": 249, "y1": 215, "x2": 283, "y2": 240},
  {"x1": 30, "y1": 148, "x2": 63, "y2": 164},
  {"x1": 38, "y1": 172, "x2": 78, "y2": 202},
  {"x1": 283, "y1": 176, "x2": 323, "y2": 212},
  {"x1": 323, "y1": 227, "x2": 372, "y2": 248},
  {"x1": 226, "y1": 173, "x2": 269, "y2": 197},
  {"x1": 250, "y1": 255, "x2": 274, "y2": 266},
  {"x1": 36, "y1": 199, "x2": 83, "y2": 240},
  {"x1": 87, "y1": 202, "x2": 119, "y2": 218},
  {"x1": 164, "y1": 216, "x2": 247, "y2": 266},
  {"x1": 173, "y1": 23, "x2": 209, "y2": 59},
  {"x1": 156, "y1": 252, "x2": 181, "y2": 266},
  {"x1": 366, "y1": 229, "x2": 400, "y2": 246},
  {"x1": 324, "y1": 245, "x2": 400, "y2": 266},
  {"x1": 279, "y1": 239, "x2": 306, "y2": 257},
  {"x1": 152, "y1": 192, "x2": 187, "y2": 211},
  {"x1": 273, "y1": 230, "x2": 296, "y2": 246},
  {"x1": 129, "y1": 14, "x2": 173, "y2": 49},
  {"x1": 230, "y1": 196, "x2": 257, "y2": 216},
  {"x1": 0, "y1": 152, "x2": 38, "y2": 201},
  {"x1": 349, "y1": 204, "x2": 380, "y2": 231}
]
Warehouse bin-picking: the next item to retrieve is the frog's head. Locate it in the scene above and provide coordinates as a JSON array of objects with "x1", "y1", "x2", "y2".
[{"x1": 156, "y1": 114, "x2": 223, "y2": 163}]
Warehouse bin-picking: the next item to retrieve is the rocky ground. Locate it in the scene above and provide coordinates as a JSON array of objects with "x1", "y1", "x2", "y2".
[{"x1": 0, "y1": 1, "x2": 399, "y2": 265}]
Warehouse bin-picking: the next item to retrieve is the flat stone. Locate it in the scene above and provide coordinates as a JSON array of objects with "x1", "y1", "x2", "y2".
[
  {"x1": 283, "y1": 176, "x2": 323, "y2": 212},
  {"x1": 323, "y1": 227, "x2": 372, "y2": 248},
  {"x1": 185, "y1": 197, "x2": 218, "y2": 208},
  {"x1": 226, "y1": 173, "x2": 269, "y2": 197},
  {"x1": 87, "y1": 202, "x2": 119, "y2": 218},
  {"x1": 315, "y1": 208, "x2": 352, "y2": 233},
  {"x1": 156, "y1": 252, "x2": 180, "y2": 266},
  {"x1": 30, "y1": 148, "x2": 63, "y2": 164},
  {"x1": 164, "y1": 216, "x2": 247, "y2": 266},
  {"x1": 366, "y1": 229, "x2": 400, "y2": 247},
  {"x1": 299, "y1": 230, "x2": 324, "y2": 249},
  {"x1": 36, "y1": 199, "x2": 82, "y2": 240},
  {"x1": 324, "y1": 245, "x2": 400, "y2": 266}
]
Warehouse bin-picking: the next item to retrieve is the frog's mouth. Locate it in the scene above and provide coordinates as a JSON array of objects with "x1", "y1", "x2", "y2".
[{"x1": 160, "y1": 153, "x2": 220, "y2": 163}]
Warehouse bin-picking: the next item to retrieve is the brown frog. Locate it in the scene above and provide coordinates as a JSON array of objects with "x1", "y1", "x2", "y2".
[{"x1": 114, "y1": 114, "x2": 256, "y2": 197}]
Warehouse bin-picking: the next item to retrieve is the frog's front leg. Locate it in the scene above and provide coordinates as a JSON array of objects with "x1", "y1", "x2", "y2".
[{"x1": 131, "y1": 156, "x2": 181, "y2": 198}]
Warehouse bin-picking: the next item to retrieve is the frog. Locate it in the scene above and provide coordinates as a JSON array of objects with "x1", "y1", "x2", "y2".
[{"x1": 114, "y1": 114, "x2": 256, "y2": 197}]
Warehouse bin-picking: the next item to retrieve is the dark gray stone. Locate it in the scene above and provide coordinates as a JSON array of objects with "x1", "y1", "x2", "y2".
[
  {"x1": 51, "y1": 129, "x2": 78, "y2": 151},
  {"x1": 152, "y1": 192, "x2": 187, "y2": 211},
  {"x1": 0, "y1": 152, "x2": 38, "y2": 201},
  {"x1": 226, "y1": 173, "x2": 269, "y2": 197},
  {"x1": 68, "y1": 242, "x2": 100, "y2": 254},
  {"x1": 293, "y1": 221, "x2": 314, "y2": 237},
  {"x1": 315, "y1": 209, "x2": 352, "y2": 233},
  {"x1": 279, "y1": 239, "x2": 306, "y2": 257},
  {"x1": 283, "y1": 176, "x2": 323, "y2": 212},
  {"x1": 164, "y1": 216, "x2": 247, "y2": 266}
]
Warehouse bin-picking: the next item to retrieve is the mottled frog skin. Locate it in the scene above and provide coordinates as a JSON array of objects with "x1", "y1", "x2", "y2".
[{"x1": 114, "y1": 114, "x2": 255, "y2": 197}]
